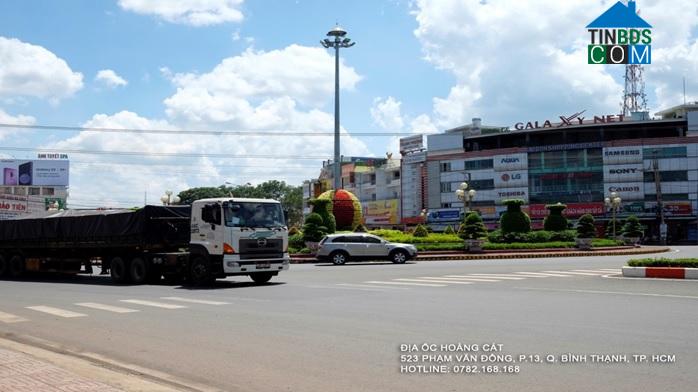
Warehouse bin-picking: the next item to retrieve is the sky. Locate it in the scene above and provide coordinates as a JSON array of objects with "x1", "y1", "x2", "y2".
[{"x1": 0, "y1": 0, "x2": 696, "y2": 208}]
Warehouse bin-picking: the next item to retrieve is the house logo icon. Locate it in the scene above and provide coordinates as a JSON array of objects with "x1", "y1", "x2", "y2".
[{"x1": 587, "y1": 0, "x2": 652, "y2": 65}]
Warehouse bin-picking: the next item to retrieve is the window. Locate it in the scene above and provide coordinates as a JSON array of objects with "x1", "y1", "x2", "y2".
[
  {"x1": 440, "y1": 182, "x2": 452, "y2": 192},
  {"x1": 468, "y1": 179, "x2": 495, "y2": 190},
  {"x1": 440, "y1": 162, "x2": 452, "y2": 172},
  {"x1": 393, "y1": 171, "x2": 400, "y2": 179},
  {"x1": 528, "y1": 152, "x2": 542, "y2": 169},
  {"x1": 28, "y1": 187, "x2": 40, "y2": 195},
  {"x1": 441, "y1": 203, "x2": 452, "y2": 208},
  {"x1": 362, "y1": 235, "x2": 382, "y2": 244},
  {"x1": 13, "y1": 187, "x2": 26, "y2": 196},
  {"x1": 586, "y1": 148, "x2": 603, "y2": 166},
  {"x1": 332, "y1": 236, "x2": 348, "y2": 243},
  {"x1": 41, "y1": 187, "x2": 54, "y2": 196},
  {"x1": 644, "y1": 171, "x2": 688, "y2": 182},
  {"x1": 644, "y1": 193, "x2": 689, "y2": 201},
  {"x1": 464, "y1": 159, "x2": 493, "y2": 171},
  {"x1": 643, "y1": 146, "x2": 687, "y2": 159}
]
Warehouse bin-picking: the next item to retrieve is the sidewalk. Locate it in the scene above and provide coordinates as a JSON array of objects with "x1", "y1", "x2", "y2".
[{"x1": 0, "y1": 346, "x2": 122, "y2": 392}]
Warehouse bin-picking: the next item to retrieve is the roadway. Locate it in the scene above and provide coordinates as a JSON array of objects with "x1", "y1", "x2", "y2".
[{"x1": 1, "y1": 246, "x2": 697, "y2": 391}]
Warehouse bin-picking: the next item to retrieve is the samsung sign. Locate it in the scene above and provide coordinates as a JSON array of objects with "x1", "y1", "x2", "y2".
[{"x1": 603, "y1": 147, "x2": 643, "y2": 164}]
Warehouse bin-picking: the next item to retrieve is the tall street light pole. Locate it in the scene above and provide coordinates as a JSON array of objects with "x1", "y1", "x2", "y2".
[{"x1": 321, "y1": 25, "x2": 355, "y2": 191}]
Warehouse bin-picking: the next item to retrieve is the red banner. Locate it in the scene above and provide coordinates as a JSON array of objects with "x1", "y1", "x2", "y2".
[{"x1": 529, "y1": 202, "x2": 605, "y2": 219}]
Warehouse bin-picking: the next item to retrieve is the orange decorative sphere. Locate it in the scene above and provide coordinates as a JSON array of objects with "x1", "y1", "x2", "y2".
[{"x1": 318, "y1": 189, "x2": 362, "y2": 229}]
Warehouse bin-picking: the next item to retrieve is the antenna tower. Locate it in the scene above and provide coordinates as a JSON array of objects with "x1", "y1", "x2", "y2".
[{"x1": 621, "y1": 64, "x2": 647, "y2": 116}]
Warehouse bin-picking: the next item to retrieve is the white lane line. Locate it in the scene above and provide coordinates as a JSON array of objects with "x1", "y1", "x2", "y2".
[
  {"x1": 397, "y1": 278, "x2": 473, "y2": 285},
  {"x1": 365, "y1": 281, "x2": 446, "y2": 287},
  {"x1": 120, "y1": 300, "x2": 186, "y2": 309},
  {"x1": 572, "y1": 269, "x2": 621, "y2": 274},
  {"x1": 542, "y1": 271, "x2": 602, "y2": 276},
  {"x1": 464, "y1": 274, "x2": 528, "y2": 280},
  {"x1": 26, "y1": 306, "x2": 87, "y2": 318},
  {"x1": 0, "y1": 311, "x2": 28, "y2": 323},
  {"x1": 75, "y1": 303, "x2": 140, "y2": 313},
  {"x1": 442, "y1": 275, "x2": 501, "y2": 282},
  {"x1": 161, "y1": 297, "x2": 230, "y2": 305},
  {"x1": 303, "y1": 284, "x2": 391, "y2": 292},
  {"x1": 517, "y1": 287, "x2": 698, "y2": 300},
  {"x1": 514, "y1": 272, "x2": 570, "y2": 277},
  {"x1": 336, "y1": 283, "x2": 408, "y2": 290}
]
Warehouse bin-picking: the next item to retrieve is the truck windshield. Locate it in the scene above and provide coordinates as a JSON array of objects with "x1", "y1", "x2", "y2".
[{"x1": 223, "y1": 202, "x2": 285, "y2": 228}]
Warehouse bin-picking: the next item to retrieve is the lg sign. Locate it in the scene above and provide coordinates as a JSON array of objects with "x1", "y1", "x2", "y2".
[{"x1": 501, "y1": 173, "x2": 522, "y2": 182}]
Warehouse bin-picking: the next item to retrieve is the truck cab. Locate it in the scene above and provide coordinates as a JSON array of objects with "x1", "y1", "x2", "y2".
[{"x1": 189, "y1": 198, "x2": 290, "y2": 285}]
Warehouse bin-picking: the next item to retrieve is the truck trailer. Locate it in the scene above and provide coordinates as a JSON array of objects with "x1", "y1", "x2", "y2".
[{"x1": 0, "y1": 198, "x2": 290, "y2": 285}]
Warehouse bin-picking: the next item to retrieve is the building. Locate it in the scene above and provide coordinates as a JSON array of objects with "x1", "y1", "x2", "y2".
[
  {"x1": 0, "y1": 159, "x2": 69, "y2": 219},
  {"x1": 425, "y1": 105, "x2": 698, "y2": 243},
  {"x1": 302, "y1": 156, "x2": 402, "y2": 227}
]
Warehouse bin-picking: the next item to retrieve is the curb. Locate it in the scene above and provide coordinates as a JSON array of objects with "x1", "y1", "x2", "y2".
[
  {"x1": 622, "y1": 266, "x2": 698, "y2": 279},
  {"x1": 290, "y1": 246, "x2": 670, "y2": 263}
]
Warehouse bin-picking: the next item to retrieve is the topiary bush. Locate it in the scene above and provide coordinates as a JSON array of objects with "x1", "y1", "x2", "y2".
[
  {"x1": 309, "y1": 198, "x2": 336, "y2": 234},
  {"x1": 543, "y1": 203, "x2": 568, "y2": 231},
  {"x1": 458, "y1": 212, "x2": 488, "y2": 240},
  {"x1": 605, "y1": 219, "x2": 622, "y2": 238},
  {"x1": 353, "y1": 223, "x2": 368, "y2": 232},
  {"x1": 289, "y1": 232, "x2": 305, "y2": 249},
  {"x1": 443, "y1": 225, "x2": 455, "y2": 234},
  {"x1": 500, "y1": 199, "x2": 531, "y2": 234},
  {"x1": 576, "y1": 214, "x2": 597, "y2": 238},
  {"x1": 412, "y1": 224, "x2": 429, "y2": 237},
  {"x1": 302, "y1": 213, "x2": 328, "y2": 243},
  {"x1": 288, "y1": 225, "x2": 301, "y2": 235},
  {"x1": 622, "y1": 215, "x2": 644, "y2": 238}
]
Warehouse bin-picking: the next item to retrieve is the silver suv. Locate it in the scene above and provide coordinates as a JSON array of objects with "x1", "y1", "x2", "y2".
[{"x1": 316, "y1": 233, "x2": 418, "y2": 265}]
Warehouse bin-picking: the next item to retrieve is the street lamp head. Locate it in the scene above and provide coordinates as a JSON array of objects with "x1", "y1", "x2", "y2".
[
  {"x1": 160, "y1": 195, "x2": 169, "y2": 204},
  {"x1": 172, "y1": 195, "x2": 181, "y2": 204},
  {"x1": 604, "y1": 197, "x2": 611, "y2": 205},
  {"x1": 327, "y1": 25, "x2": 347, "y2": 37},
  {"x1": 459, "y1": 182, "x2": 468, "y2": 191},
  {"x1": 455, "y1": 189, "x2": 465, "y2": 198},
  {"x1": 321, "y1": 38, "x2": 332, "y2": 48},
  {"x1": 468, "y1": 189, "x2": 477, "y2": 198},
  {"x1": 610, "y1": 191, "x2": 617, "y2": 199},
  {"x1": 613, "y1": 196, "x2": 622, "y2": 205}
]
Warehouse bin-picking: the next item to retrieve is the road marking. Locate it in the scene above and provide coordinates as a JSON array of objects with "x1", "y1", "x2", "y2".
[
  {"x1": 571, "y1": 269, "x2": 621, "y2": 274},
  {"x1": 120, "y1": 300, "x2": 186, "y2": 309},
  {"x1": 365, "y1": 281, "x2": 446, "y2": 287},
  {"x1": 0, "y1": 311, "x2": 28, "y2": 323},
  {"x1": 442, "y1": 275, "x2": 501, "y2": 282},
  {"x1": 336, "y1": 283, "x2": 408, "y2": 290},
  {"x1": 302, "y1": 284, "x2": 392, "y2": 292},
  {"x1": 514, "y1": 272, "x2": 570, "y2": 277},
  {"x1": 464, "y1": 274, "x2": 528, "y2": 280},
  {"x1": 161, "y1": 297, "x2": 230, "y2": 305},
  {"x1": 26, "y1": 306, "x2": 87, "y2": 318},
  {"x1": 517, "y1": 287, "x2": 698, "y2": 300},
  {"x1": 542, "y1": 271, "x2": 602, "y2": 276},
  {"x1": 397, "y1": 278, "x2": 473, "y2": 285},
  {"x1": 75, "y1": 303, "x2": 140, "y2": 313}
]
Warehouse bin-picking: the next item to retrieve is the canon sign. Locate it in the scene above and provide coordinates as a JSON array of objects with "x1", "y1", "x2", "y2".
[{"x1": 609, "y1": 186, "x2": 640, "y2": 192}]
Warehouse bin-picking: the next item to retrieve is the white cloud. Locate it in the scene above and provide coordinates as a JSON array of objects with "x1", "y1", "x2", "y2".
[
  {"x1": 410, "y1": 0, "x2": 698, "y2": 128},
  {"x1": 95, "y1": 69, "x2": 128, "y2": 88},
  {"x1": 0, "y1": 108, "x2": 36, "y2": 142},
  {"x1": 370, "y1": 96, "x2": 404, "y2": 130},
  {"x1": 0, "y1": 36, "x2": 83, "y2": 103},
  {"x1": 118, "y1": 0, "x2": 244, "y2": 26}
]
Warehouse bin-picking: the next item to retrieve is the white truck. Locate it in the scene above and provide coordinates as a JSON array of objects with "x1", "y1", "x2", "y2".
[{"x1": 0, "y1": 197, "x2": 290, "y2": 286}]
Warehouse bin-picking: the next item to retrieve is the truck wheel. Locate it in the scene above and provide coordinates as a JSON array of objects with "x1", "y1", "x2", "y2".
[
  {"x1": 0, "y1": 254, "x2": 8, "y2": 277},
  {"x1": 250, "y1": 272, "x2": 273, "y2": 284},
  {"x1": 189, "y1": 255, "x2": 214, "y2": 286},
  {"x1": 8, "y1": 255, "x2": 25, "y2": 278},
  {"x1": 129, "y1": 257, "x2": 148, "y2": 284},
  {"x1": 330, "y1": 250, "x2": 349, "y2": 265},
  {"x1": 390, "y1": 249, "x2": 408, "y2": 264},
  {"x1": 110, "y1": 256, "x2": 130, "y2": 284}
]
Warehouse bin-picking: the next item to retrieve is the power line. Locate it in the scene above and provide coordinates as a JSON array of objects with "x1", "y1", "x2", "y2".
[{"x1": 0, "y1": 123, "x2": 413, "y2": 137}]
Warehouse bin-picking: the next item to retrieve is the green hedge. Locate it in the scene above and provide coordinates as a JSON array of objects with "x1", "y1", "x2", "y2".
[
  {"x1": 627, "y1": 258, "x2": 698, "y2": 268},
  {"x1": 488, "y1": 229, "x2": 577, "y2": 243}
]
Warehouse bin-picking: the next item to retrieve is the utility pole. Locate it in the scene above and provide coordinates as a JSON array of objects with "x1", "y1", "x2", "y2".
[
  {"x1": 321, "y1": 25, "x2": 355, "y2": 191},
  {"x1": 652, "y1": 150, "x2": 666, "y2": 244}
]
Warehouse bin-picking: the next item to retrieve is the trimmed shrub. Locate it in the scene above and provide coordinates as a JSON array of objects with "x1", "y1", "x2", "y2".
[
  {"x1": 288, "y1": 225, "x2": 301, "y2": 235},
  {"x1": 443, "y1": 225, "x2": 455, "y2": 234},
  {"x1": 353, "y1": 223, "x2": 368, "y2": 233},
  {"x1": 488, "y1": 230, "x2": 504, "y2": 243},
  {"x1": 548, "y1": 230, "x2": 577, "y2": 242},
  {"x1": 622, "y1": 215, "x2": 644, "y2": 238},
  {"x1": 627, "y1": 258, "x2": 698, "y2": 268},
  {"x1": 458, "y1": 212, "x2": 488, "y2": 240},
  {"x1": 500, "y1": 199, "x2": 531, "y2": 234},
  {"x1": 289, "y1": 233, "x2": 305, "y2": 249},
  {"x1": 309, "y1": 199, "x2": 336, "y2": 234},
  {"x1": 543, "y1": 203, "x2": 568, "y2": 231},
  {"x1": 576, "y1": 214, "x2": 597, "y2": 238},
  {"x1": 412, "y1": 224, "x2": 429, "y2": 237},
  {"x1": 302, "y1": 213, "x2": 328, "y2": 242},
  {"x1": 605, "y1": 219, "x2": 622, "y2": 238}
]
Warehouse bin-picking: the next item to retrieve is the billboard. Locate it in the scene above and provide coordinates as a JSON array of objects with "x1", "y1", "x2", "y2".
[
  {"x1": 603, "y1": 147, "x2": 643, "y2": 164},
  {"x1": 364, "y1": 199, "x2": 399, "y2": 225},
  {"x1": 400, "y1": 135, "x2": 424, "y2": 153},
  {"x1": 0, "y1": 160, "x2": 69, "y2": 186},
  {"x1": 493, "y1": 153, "x2": 528, "y2": 171},
  {"x1": 529, "y1": 202, "x2": 605, "y2": 219}
]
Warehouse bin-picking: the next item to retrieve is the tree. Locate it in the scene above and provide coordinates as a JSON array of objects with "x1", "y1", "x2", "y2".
[
  {"x1": 309, "y1": 199, "x2": 336, "y2": 234},
  {"x1": 458, "y1": 212, "x2": 487, "y2": 240},
  {"x1": 412, "y1": 224, "x2": 429, "y2": 237},
  {"x1": 544, "y1": 203, "x2": 568, "y2": 231},
  {"x1": 622, "y1": 215, "x2": 644, "y2": 238},
  {"x1": 177, "y1": 187, "x2": 227, "y2": 205},
  {"x1": 576, "y1": 214, "x2": 597, "y2": 238},
  {"x1": 302, "y1": 213, "x2": 327, "y2": 243},
  {"x1": 500, "y1": 199, "x2": 531, "y2": 234},
  {"x1": 443, "y1": 225, "x2": 455, "y2": 235}
]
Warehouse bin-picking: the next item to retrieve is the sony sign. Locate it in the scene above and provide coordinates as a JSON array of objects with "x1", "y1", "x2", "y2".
[{"x1": 603, "y1": 163, "x2": 644, "y2": 182}]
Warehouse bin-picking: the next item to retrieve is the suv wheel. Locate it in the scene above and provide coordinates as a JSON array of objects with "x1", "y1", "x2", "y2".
[
  {"x1": 390, "y1": 249, "x2": 408, "y2": 264},
  {"x1": 330, "y1": 251, "x2": 349, "y2": 265}
]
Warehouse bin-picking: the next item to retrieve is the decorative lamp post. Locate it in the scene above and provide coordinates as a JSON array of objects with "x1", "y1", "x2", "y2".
[
  {"x1": 604, "y1": 191, "x2": 622, "y2": 238},
  {"x1": 455, "y1": 182, "x2": 477, "y2": 218},
  {"x1": 161, "y1": 190, "x2": 180, "y2": 206},
  {"x1": 321, "y1": 25, "x2": 355, "y2": 191}
]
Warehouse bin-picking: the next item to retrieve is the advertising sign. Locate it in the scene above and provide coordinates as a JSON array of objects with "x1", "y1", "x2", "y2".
[
  {"x1": 399, "y1": 135, "x2": 424, "y2": 153},
  {"x1": 604, "y1": 163, "x2": 644, "y2": 182},
  {"x1": 494, "y1": 170, "x2": 528, "y2": 188},
  {"x1": 645, "y1": 201, "x2": 693, "y2": 216},
  {"x1": 0, "y1": 194, "x2": 57, "y2": 220},
  {"x1": 402, "y1": 151, "x2": 427, "y2": 165},
  {"x1": 495, "y1": 188, "x2": 528, "y2": 205},
  {"x1": 529, "y1": 203, "x2": 605, "y2": 219},
  {"x1": 606, "y1": 182, "x2": 644, "y2": 200},
  {"x1": 0, "y1": 160, "x2": 69, "y2": 186},
  {"x1": 426, "y1": 209, "x2": 461, "y2": 223},
  {"x1": 603, "y1": 147, "x2": 643, "y2": 164},
  {"x1": 493, "y1": 153, "x2": 528, "y2": 171},
  {"x1": 473, "y1": 205, "x2": 497, "y2": 218},
  {"x1": 363, "y1": 199, "x2": 399, "y2": 225}
]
